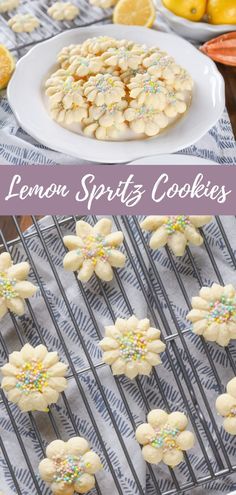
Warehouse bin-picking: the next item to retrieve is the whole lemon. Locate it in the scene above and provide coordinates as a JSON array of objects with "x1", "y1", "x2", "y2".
[
  {"x1": 207, "y1": 0, "x2": 236, "y2": 24},
  {"x1": 162, "y1": 0, "x2": 207, "y2": 21}
]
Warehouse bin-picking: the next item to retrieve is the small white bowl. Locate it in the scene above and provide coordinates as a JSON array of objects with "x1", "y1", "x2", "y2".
[
  {"x1": 129, "y1": 154, "x2": 217, "y2": 165},
  {"x1": 8, "y1": 24, "x2": 225, "y2": 164},
  {"x1": 156, "y1": 0, "x2": 236, "y2": 42}
]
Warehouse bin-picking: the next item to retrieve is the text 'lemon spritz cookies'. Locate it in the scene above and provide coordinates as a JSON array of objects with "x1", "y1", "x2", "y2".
[
  {"x1": 0, "y1": 0, "x2": 19, "y2": 13},
  {"x1": 47, "y1": 2, "x2": 79, "y2": 21},
  {"x1": 39, "y1": 437, "x2": 102, "y2": 495},
  {"x1": 216, "y1": 377, "x2": 236, "y2": 435},
  {"x1": 45, "y1": 36, "x2": 193, "y2": 140},
  {"x1": 140, "y1": 216, "x2": 213, "y2": 256},
  {"x1": 136, "y1": 409, "x2": 195, "y2": 467},
  {"x1": 8, "y1": 13, "x2": 40, "y2": 32},
  {"x1": 63, "y1": 218, "x2": 126, "y2": 283},
  {"x1": 1, "y1": 343, "x2": 68, "y2": 412},
  {"x1": 187, "y1": 283, "x2": 236, "y2": 347},
  {"x1": 100, "y1": 315, "x2": 166, "y2": 378},
  {"x1": 0, "y1": 252, "x2": 37, "y2": 320}
]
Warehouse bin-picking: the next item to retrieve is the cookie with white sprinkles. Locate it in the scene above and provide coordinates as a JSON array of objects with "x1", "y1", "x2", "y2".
[{"x1": 136, "y1": 409, "x2": 195, "y2": 467}]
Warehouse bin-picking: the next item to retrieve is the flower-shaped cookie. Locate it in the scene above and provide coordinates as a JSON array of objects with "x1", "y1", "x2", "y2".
[
  {"x1": 39, "y1": 437, "x2": 102, "y2": 494},
  {"x1": 124, "y1": 103, "x2": 169, "y2": 137},
  {"x1": 45, "y1": 71, "x2": 88, "y2": 124},
  {"x1": 173, "y1": 68, "x2": 194, "y2": 92},
  {"x1": 8, "y1": 13, "x2": 40, "y2": 32},
  {"x1": 102, "y1": 45, "x2": 144, "y2": 71},
  {"x1": 186, "y1": 283, "x2": 236, "y2": 347},
  {"x1": 63, "y1": 218, "x2": 126, "y2": 282},
  {"x1": 88, "y1": 100, "x2": 127, "y2": 127},
  {"x1": 164, "y1": 89, "x2": 187, "y2": 118},
  {"x1": 143, "y1": 52, "x2": 181, "y2": 82},
  {"x1": 0, "y1": 0, "x2": 19, "y2": 13},
  {"x1": 140, "y1": 216, "x2": 213, "y2": 256},
  {"x1": 0, "y1": 252, "x2": 37, "y2": 320},
  {"x1": 68, "y1": 55, "x2": 103, "y2": 78},
  {"x1": 1, "y1": 343, "x2": 68, "y2": 412},
  {"x1": 83, "y1": 74, "x2": 125, "y2": 106},
  {"x1": 136, "y1": 409, "x2": 195, "y2": 467},
  {"x1": 216, "y1": 377, "x2": 236, "y2": 435},
  {"x1": 128, "y1": 74, "x2": 168, "y2": 110},
  {"x1": 100, "y1": 316, "x2": 166, "y2": 379},
  {"x1": 89, "y1": 0, "x2": 118, "y2": 7},
  {"x1": 83, "y1": 120, "x2": 127, "y2": 140},
  {"x1": 81, "y1": 36, "x2": 119, "y2": 56},
  {"x1": 47, "y1": 2, "x2": 79, "y2": 21},
  {"x1": 57, "y1": 45, "x2": 83, "y2": 69}
]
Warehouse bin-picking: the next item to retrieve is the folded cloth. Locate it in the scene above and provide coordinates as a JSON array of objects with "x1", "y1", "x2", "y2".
[{"x1": 0, "y1": 20, "x2": 235, "y2": 165}]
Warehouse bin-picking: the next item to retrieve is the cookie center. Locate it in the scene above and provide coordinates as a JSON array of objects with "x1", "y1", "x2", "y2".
[
  {"x1": 96, "y1": 76, "x2": 115, "y2": 92},
  {"x1": 117, "y1": 331, "x2": 147, "y2": 362},
  {"x1": 53, "y1": 454, "x2": 86, "y2": 484},
  {"x1": 16, "y1": 361, "x2": 49, "y2": 394},
  {"x1": 228, "y1": 407, "x2": 236, "y2": 418},
  {"x1": 78, "y1": 235, "x2": 110, "y2": 265},
  {"x1": 208, "y1": 296, "x2": 236, "y2": 324},
  {"x1": 151, "y1": 425, "x2": 179, "y2": 452},
  {"x1": 164, "y1": 216, "x2": 190, "y2": 234},
  {"x1": 143, "y1": 80, "x2": 162, "y2": 95},
  {"x1": 0, "y1": 272, "x2": 18, "y2": 300}
]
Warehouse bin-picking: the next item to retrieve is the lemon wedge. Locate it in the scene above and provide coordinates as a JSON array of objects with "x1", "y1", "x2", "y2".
[
  {"x1": 0, "y1": 44, "x2": 15, "y2": 90},
  {"x1": 113, "y1": 0, "x2": 156, "y2": 27}
]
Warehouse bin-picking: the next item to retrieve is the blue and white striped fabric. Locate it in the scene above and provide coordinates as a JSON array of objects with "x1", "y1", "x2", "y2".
[{"x1": 1, "y1": 216, "x2": 236, "y2": 495}]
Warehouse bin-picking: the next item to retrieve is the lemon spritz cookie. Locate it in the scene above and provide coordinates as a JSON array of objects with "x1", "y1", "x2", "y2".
[
  {"x1": 39, "y1": 437, "x2": 102, "y2": 495},
  {"x1": 136, "y1": 409, "x2": 195, "y2": 467},
  {"x1": 0, "y1": 252, "x2": 37, "y2": 320},
  {"x1": 0, "y1": 0, "x2": 19, "y2": 13},
  {"x1": 140, "y1": 216, "x2": 213, "y2": 256},
  {"x1": 143, "y1": 51, "x2": 181, "y2": 82},
  {"x1": 100, "y1": 316, "x2": 166, "y2": 379},
  {"x1": 83, "y1": 74, "x2": 125, "y2": 106},
  {"x1": 89, "y1": 0, "x2": 118, "y2": 8},
  {"x1": 45, "y1": 71, "x2": 88, "y2": 124},
  {"x1": 68, "y1": 55, "x2": 103, "y2": 78},
  {"x1": 216, "y1": 377, "x2": 236, "y2": 435},
  {"x1": 83, "y1": 100, "x2": 127, "y2": 140},
  {"x1": 80, "y1": 36, "x2": 120, "y2": 56},
  {"x1": 47, "y1": 2, "x2": 79, "y2": 21},
  {"x1": 128, "y1": 74, "x2": 168, "y2": 110},
  {"x1": 187, "y1": 283, "x2": 236, "y2": 347},
  {"x1": 63, "y1": 218, "x2": 126, "y2": 283},
  {"x1": 1, "y1": 343, "x2": 68, "y2": 412},
  {"x1": 124, "y1": 102, "x2": 169, "y2": 137},
  {"x1": 8, "y1": 13, "x2": 39, "y2": 32},
  {"x1": 102, "y1": 44, "x2": 145, "y2": 71}
]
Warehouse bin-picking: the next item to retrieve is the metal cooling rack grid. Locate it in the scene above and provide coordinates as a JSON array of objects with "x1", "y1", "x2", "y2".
[
  {"x1": 0, "y1": 215, "x2": 236, "y2": 495},
  {"x1": 0, "y1": 0, "x2": 111, "y2": 54}
]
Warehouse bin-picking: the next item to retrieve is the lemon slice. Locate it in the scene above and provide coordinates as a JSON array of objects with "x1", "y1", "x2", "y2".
[
  {"x1": 0, "y1": 44, "x2": 15, "y2": 90},
  {"x1": 113, "y1": 0, "x2": 156, "y2": 27}
]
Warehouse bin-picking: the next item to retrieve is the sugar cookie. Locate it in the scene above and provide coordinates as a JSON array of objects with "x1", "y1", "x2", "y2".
[
  {"x1": 140, "y1": 216, "x2": 213, "y2": 256},
  {"x1": 8, "y1": 13, "x2": 39, "y2": 32},
  {"x1": 187, "y1": 283, "x2": 236, "y2": 347},
  {"x1": 216, "y1": 377, "x2": 236, "y2": 434},
  {"x1": 0, "y1": 252, "x2": 37, "y2": 320},
  {"x1": 102, "y1": 45, "x2": 144, "y2": 70},
  {"x1": 47, "y1": 2, "x2": 79, "y2": 21},
  {"x1": 1, "y1": 343, "x2": 68, "y2": 412},
  {"x1": 0, "y1": 0, "x2": 19, "y2": 13},
  {"x1": 68, "y1": 54, "x2": 103, "y2": 77},
  {"x1": 83, "y1": 74, "x2": 125, "y2": 106},
  {"x1": 63, "y1": 218, "x2": 126, "y2": 282},
  {"x1": 124, "y1": 103, "x2": 169, "y2": 136},
  {"x1": 136, "y1": 409, "x2": 195, "y2": 467},
  {"x1": 39, "y1": 437, "x2": 102, "y2": 494},
  {"x1": 128, "y1": 74, "x2": 168, "y2": 110},
  {"x1": 100, "y1": 315, "x2": 166, "y2": 379}
]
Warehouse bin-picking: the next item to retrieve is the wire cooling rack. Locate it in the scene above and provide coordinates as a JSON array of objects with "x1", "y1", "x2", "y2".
[
  {"x1": 0, "y1": 215, "x2": 236, "y2": 495},
  {"x1": 0, "y1": 0, "x2": 111, "y2": 54}
]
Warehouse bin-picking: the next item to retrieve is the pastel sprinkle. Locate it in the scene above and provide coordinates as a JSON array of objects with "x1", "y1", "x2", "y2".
[
  {"x1": 0, "y1": 272, "x2": 18, "y2": 300},
  {"x1": 16, "y1": 360, "x2": 48, "y2": 394},
  {"x1": 207, "y1": 296, "x2": 236, "y2": 325},
  {"x1": 77, "y1": 234, "x2": 111, "y2": 266},
  {"x1": 53, "y1": 454, "x2": 86, "y2": 484},
  {"x1": 116, "y1": 331, "x2": 147, "y2": 362},
  {"x1": 151, "y1": 425, "x2": 179, "y2": 452},
  {"x1": 164, "y1": 216, "x2": 190, "y2": 234}
]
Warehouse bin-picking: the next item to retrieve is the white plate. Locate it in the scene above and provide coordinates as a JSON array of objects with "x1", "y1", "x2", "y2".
[
  {"x1": 129, "y1": 154, "x2": 217, "y2": 165},
  {"x1": 8, "y1": 24, "x2": 225, "y2": 164},
  {"x1": 157, "y1": 0, "x2": 236, "y2": 42}
]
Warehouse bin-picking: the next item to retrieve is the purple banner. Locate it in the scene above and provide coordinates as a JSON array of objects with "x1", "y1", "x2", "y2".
[{"x1": 0, "y1": 165, "x2": 235, "y2": 214}]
